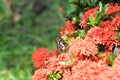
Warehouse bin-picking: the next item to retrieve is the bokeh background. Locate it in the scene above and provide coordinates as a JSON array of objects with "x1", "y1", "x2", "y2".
[
  {"x1": 0, "y1": 0, "x2": 68, "y2": 79},
  {"x1": 0, "y1": 0, "x2": 119, "y2": 80}
]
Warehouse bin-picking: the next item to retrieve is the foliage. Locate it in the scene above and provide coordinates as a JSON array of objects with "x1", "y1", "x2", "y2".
[
  {"x1": 107, "y1": 47, "x2": 119, "y2": 66},
  {"x1": 47, "y1": 72, "x2": 62, "y2": 80},
  {"x1": 64, "y1": 0, "x2": 120, "y2": 28},
  {"x1": 0, "y1": 0, "x2": 66, "y2": 80},
  {"x1": 0, "y1": 0, "x2": 11, "y2": 19},
  {"x1": 108, "y1": 54, "x2": 117, "y2": 66},
  {"x1": 87, "y1": 2, "x2": 108, "y2": 26}
]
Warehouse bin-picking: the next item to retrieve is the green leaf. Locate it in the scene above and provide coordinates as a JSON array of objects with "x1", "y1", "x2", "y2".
[
  {"x1": 86, "y1": 0, "x2": 91, "y2": 6},
  {"x1": 87, "y1": 22, "x2": 93, "y2": 26},
  {"x1": 102, "y1": 14, "x2": 108, "y2": 20},
  {"x1": 97, "y1": 20, "x2": 103, "y2": 26},
  {"x1": 109, "y1": 54, "x2": 117, "y2": 59},
  {"x1": 77, "y1": 30, "x2": 86, "y2": 38},
  {"x1": 96, "y1": 13, "x2": 102, "y2": 22},
  {"x1": 108, "y1": 54, "x2": 117, "y2": 66},
  {"x1": 88, "y1": 16, "x2": 95, "y2": 26},
  {"x1": 71, "y1": 52, "x2": 75, "y2": 58},
  {"x1": 55, "y1": 73, "x2": 62, "y2": 79},
  {"x1": 47, "y1": 72, "x2": 62, "y2": 80},
  {"x1": 89, "y1": 16, "x2": 95, "y2": 23},
  {"x1": 103, "y1": 4, "x2": 108, "y2": 13},
  {"x1": 118, "y1": 32, "x2": 120, "y2": 37},
  {"x1": 114, "y1": 47, "x2": 119, "y2": 56},
  {"x1": 58, "y1": 60, "x2": 74, "y2": 66},
  {"x1": 87, "y1": 2, "x2": 108, "y2": 26},
  {"x1": 99, "y1": 2, "x2": 103, "y2": 12},
  {"x1": 119, "y1": 32, "x2": 120, "y2": 36},
  {"x1": 62, "y1": 36, "x2": 71, "y2": 45},
  {"x1": 115, "y1": 32, "x2": 120, "y2": 38}
]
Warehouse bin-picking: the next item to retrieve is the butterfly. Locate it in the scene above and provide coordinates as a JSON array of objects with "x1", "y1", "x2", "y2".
[{"x1": 56, "y1": 38, "x2": 69, "y2": 54}]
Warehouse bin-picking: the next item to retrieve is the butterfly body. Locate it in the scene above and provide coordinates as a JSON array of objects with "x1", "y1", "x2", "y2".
[{"x1": 56, "y1": 38, "x2": 68, "y2": 54}]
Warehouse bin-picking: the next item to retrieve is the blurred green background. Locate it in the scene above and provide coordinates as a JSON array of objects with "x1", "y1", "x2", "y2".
[
  {"x1": 0, "y1": 0, "x2": 118, "y2": 80},
  {"x1": 0, "y1": 0, "x2": 68, "y2": 80}
]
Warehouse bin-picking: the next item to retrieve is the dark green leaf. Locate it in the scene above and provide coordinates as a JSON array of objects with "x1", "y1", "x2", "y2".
[
  {"x1": 97, "y1": 44, "x2": 106, "y2": 52},
  {"x1": 86, "y1": 0, "x2": 91, "y2": 6},
  {"x1": 103, "y1": 4, "x2": 108, "y2": 13},
  {"x1": 96, "y1": 13, "x2": 102, "y2": 22},
  {"x1": 98, "y1": 20, "x2": 103, "y2": 26},
  {"x1": 102, "y1": 14, "x2": 108, "y2": 20}
]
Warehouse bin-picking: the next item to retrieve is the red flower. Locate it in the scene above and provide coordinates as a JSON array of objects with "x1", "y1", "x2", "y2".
[
  {"x1": 80, "y1": 7, "x2": 98, "y2": 28},
  {"x1": 80, "y1": 3, "x2": 120, "y2": 28},
  {"x1": 71, "y1": 60, "x2": 108, "y2": 80},
  {"x1": 59, "y1": 7, "x2": 64, "y2": 12},
  {"x1": 32, "y1": 68, "x2": 51, "y2": 80},
  {"x1": 32, "y1": 48, "x2": 49, "y2": 68},
  {"x1": 86, "y1": 23, "x2": 118, "y2": 50},
  {"x1": 49, "y1": 49, "x2": 58, "y2": 57},
  {"x1": 60, "y1": 20, "x2": 75, "y2": 36},
  {"x1": 107, "y1": 3, "x2": 120, "y2": 14},
  {"x1": 112, "y1": 16, "x2": 120, "y2": 29},
  {"x1": 69, "y1": 38, "x2": 97, "y2": 57}
]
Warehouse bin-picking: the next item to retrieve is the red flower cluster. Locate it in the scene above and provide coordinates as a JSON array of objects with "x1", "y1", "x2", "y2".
[
  {"x1": 32, "y1": 68, "x2": 50, "y2": 80},
  {"x1": 80, "y1": 7, "x2": 98, "y2": 27},
  {"x1": 32, "y1": 52, "x2": 120, "y2": 80},
  {"x1": 69, "y1": 38, "x2": 98, "y2": 57},
  {"x1": 80, "y1": 3, "x2": 120, "y2": 50},
  {"x1": 86, "y1": 24, "x2": 118, "y2": 50},
  {"x1": 107, "y1": 3, "x2": 120, "y2": 14},
  {"x1": 32, "y1": 48, "x2": 49, "y2": 68},
  {"x1": 60, "y1": 20, "x2": 75, "y2": 36},
  {"x1": 80, "y1": 3, "x2": 120, "y2": 28},
  {"x1": 32, "y1": 3, "x2": 120, "y2": 80}
]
